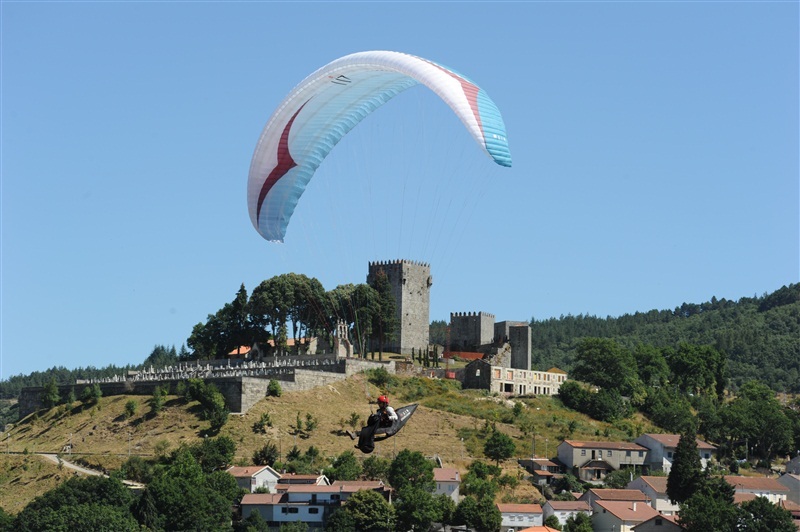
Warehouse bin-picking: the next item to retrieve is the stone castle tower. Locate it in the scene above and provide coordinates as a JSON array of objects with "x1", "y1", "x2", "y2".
[{"x1": 367, "y1": 260, "x2": 432, "y2": 355}]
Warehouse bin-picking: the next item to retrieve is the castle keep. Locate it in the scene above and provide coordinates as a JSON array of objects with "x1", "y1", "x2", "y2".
[{"x1": 368, "y1": 260, "x2": 431, "y2": 355}]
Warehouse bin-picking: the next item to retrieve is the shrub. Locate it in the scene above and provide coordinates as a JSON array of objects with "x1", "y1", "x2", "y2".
[{"x1": 267, "y1": 379, "x2": 282, "y2": 397}]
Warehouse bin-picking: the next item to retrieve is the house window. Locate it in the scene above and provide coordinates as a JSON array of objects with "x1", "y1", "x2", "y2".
[
  {"x1": 704, "y1": 453, "x2": 710, "y2": 459},
  {"x1": 281, "y1": 508, "x2": 288, "y2": 514},
  {"x1": 475, "y1": 369, "x2": 481, "y2": 376},
  {"x1": 331, "y1": 494, "x2": 340, "y2": 501},
  {"x1": 626, "y1": 451, "x2": 631, "y2": 457},
  {"x1": 667, "y1": 452, "x2": 673, "y2": 459},
  {"x1": 309, "y1": 508, "x2": 319, "y2": 514},
  {"x1": 655, "y1": 518, "x2": 663, "y2": 525},
  {"x1": 581, "y1": 450, "x2": 586, "y2": 456},
  {"x1": 288, "y1": 508, "x2": 299, "y2": 514},
  {"x1": 639, "y1": 451, "x2": 644, "y2": 457},
  {"x1": 607, "y1": 450, "x2": 612, "y2": 457}
]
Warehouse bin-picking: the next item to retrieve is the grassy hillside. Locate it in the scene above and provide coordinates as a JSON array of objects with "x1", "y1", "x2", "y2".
[{"x1": 0, "y1": 372, "x2": 660, "y2": 514}]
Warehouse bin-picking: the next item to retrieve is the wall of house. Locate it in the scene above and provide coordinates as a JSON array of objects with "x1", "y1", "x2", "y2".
[
  {"x1": 462, "y1": 360, "x2": 491, "y2": 390},
  {"x1": 368, "y1": 260, "x2": 431, "y2": 355}
]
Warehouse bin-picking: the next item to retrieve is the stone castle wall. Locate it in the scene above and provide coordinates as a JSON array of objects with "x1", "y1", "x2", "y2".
[
  {"x1": 368, "y1": 260, "x2": 431, "y2": 355},
  {"x1": 17, "y1": 356, "x2": 399, "y2": 419}
]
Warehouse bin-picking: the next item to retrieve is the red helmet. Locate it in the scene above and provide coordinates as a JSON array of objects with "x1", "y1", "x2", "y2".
[{"x1": 378, "y1": 395, "x2": 389, "y2": 405}]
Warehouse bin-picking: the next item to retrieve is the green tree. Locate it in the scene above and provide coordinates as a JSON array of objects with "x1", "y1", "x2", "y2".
[
  {"x1": 388, "y1": 449, "x2": 435, "y2": 493},
  {"x1": 135, "y1": 449, "x2": 234, "y2": 531},
  {"x1": 677, "y1": 475, "x2": 738, "y2": 531},
  {"x1": 325, "y1": 508, "x2": 357, "y2": 531},
  {"x1": 454, "y1": 496, "x2": 501, "y2": 532},
  {"x1": 279, "y1": 521, "x2": 309, "y2": 532},
  {"x1": 253, "y1": 441, "x2": 279, "y2": 466},
  {"x1": 150, "y1": 385, "x2": 165, "y2": 415},
  {"x1": 142, "y1": 345, "x2": 179, "y2": 369},
  {"x1": 563, "y1": 512, "x2": 593, "y2": 532},
  {"x1": 339, "y1": 489, "x2": 395, "y2": 531},
  {"x1": 368, "y1": 268, "x2": 398, "y2": 358},
  {"x1": 737, "y1": 496, "x2": 796, "y2": 532},
  {"x1": 603, "y1": 467, "x2": 639, "y2": 489},
  {"x1": 186, "y1": 435, "x2": 236, "y2": 473},
  {"x1": 124, "y1": 399, "x2": 138, "y2": 419},
  {"x1": 667, "y1": 429, "x2": 703, "y2": 504},
  {"x1": 544, "y1": 514, "x2": 563, "y2": 530},
  {"x1": 13, "y1": 476, "x2": 137, "y2": 532},
  {"x1": 571, "y1": 338, "x2": 644, "y2": 401},
  {"x1": 41, "y1": 378, "x2": 60, "y2": 409},
  {"x1": 324, "y1": 450, "x2": 363, "y2": 482},
  {"x1": 483, "y1": 429, "x2": 516, "y2": 466},
  {"x1": 267, "y1": 379, "x2": 282, "y2": 397},
  {"x1": 362, "y1": 455, "x2": 391, "y2": 481},
  {"x1": 394, "y1": 486, "x2": 440, "y2": 532}
]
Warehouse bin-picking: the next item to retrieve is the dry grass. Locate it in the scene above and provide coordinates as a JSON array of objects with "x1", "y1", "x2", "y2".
[{"x1": 0, "y1": 371, "x2": 659, "y2": 514}]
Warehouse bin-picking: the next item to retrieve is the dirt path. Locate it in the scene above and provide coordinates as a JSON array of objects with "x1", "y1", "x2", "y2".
[{"x1": 39, "y1": 453, "x2": 144, "y2": 488}]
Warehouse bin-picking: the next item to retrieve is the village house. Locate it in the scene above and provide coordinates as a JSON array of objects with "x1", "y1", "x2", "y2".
[
  {"x1": 433, "y1": 467, "x2": 461, "y2": 503},
  {"x1": 541, "y1": 500, "x2": 592, "y2": 527},
  {"x1": 633, "y1": 433, "x2": 717, "y2": 473},
  {"x1": 626, "y1": 475, "x2": 679, "y2": 516},
  {"x1": 557, "y1": 441, "x2": 648, "y2": 481},
  {"x1": 591, "y1": 500, "x2": 661, "y2": 532},
  {"x1": 226, "y1": 465, "x2": 281, "y2": 493},
  {"x1": 723, "y1": 475, "x2": 790, "y2": 504},
  {"x1": 518, "y1": 458, "x2": 565, "y2": 487},
  {"x1": 241, "y1": 480, "x2": 390, "y2": 530},
  {"x1": 496, "y1": 503, "x2": 543, "y2": 531}
]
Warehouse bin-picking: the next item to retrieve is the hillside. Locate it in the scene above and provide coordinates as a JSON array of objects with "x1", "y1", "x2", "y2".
[
  {"x1": 530, "y1": 283, "x2": 800, "y2": 392},
  {"x1": 0, "y1": 372, "x2": 658, "y2": 514}
]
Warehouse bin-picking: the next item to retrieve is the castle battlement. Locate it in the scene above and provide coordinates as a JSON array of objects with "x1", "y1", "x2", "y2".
[{"x1": 449, "y1": 311, "x2": 495, "y2": 319}]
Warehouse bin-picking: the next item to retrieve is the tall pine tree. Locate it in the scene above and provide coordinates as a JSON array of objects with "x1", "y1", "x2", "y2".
[{"x1": 667, "y1": 428, "x2": 703, "y2": 504}]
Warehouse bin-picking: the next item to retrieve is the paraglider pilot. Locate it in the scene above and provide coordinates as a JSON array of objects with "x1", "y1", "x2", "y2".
[{"x1": 348, "y1": 395, "x2": 398, "y2": 452}]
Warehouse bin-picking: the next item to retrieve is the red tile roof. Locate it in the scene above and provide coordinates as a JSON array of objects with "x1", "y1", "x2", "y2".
[
  {"x1": 544, "y1": 500, "x2": 592, "y2": 512},
  {"x1": 595, "y1": 500, "x2": 660, "y2": 521},
  {"x1": 433, "y1": 467, "x2": 460, "y2": 482},
  {"x1": 241, "y1": 493, "x2": 285, "y2": 505},
  {"x1": 641, "y1": 433, "x2": 717, "y2": 450},
  {"x1": 724, "y1": 475, "x2": 790, "y2": 492},
  {"x1": 496, "y1": 503, "x2": 543, "y2": 514},
  {"x1": 226, "y1": 465, "x2": 271, "y2": 477},
  {"x1": 586, "y1": 488, "x2": 650, "y2": 501},
  {"x1": 563, "y1": 440, "x2": 648, "y2": 451}
]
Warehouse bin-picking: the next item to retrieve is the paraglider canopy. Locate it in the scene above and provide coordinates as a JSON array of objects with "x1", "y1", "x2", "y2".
[{"x1": 248, "y1": 50, "x2": 512, "y2": 243}]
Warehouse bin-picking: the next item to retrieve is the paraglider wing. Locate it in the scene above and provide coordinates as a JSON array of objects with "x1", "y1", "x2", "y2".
[{"x1": 248, "y1": 51, "x2": 512, "y2": 242}]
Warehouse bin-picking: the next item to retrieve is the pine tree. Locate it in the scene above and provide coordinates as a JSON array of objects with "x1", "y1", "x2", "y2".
[{"x1": 667, "y1": 428, "x2": 703, "y2": 504}]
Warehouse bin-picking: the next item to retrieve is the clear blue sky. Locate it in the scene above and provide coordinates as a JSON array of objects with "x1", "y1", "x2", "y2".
[{"x1": 2, "y1": 2, "x2": 797, "y2": 379}]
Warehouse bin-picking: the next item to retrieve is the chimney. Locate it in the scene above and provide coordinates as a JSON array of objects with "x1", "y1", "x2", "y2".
[{"x1": 632, "y1": 501, "x2": 637, "y2": 511}]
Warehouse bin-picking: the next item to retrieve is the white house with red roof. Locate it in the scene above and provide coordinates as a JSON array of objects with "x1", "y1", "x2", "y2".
[
  {"x1": 723, "y1": 475, "x2": 790, "y2": 504},
  {"x1": 592, "y1": 500, "x2": 661, "y2": 532},
  {"x1": 241, "y1": 480, "x2": 390, "y2": 529},
  {"x1": 541, "y1": 500, "x2": 592, "y2": 527},
  {"x1": 626, "y1": 475, "x2": 679, "y2": 515},
  {"x1": 433, "y1": 467, "x2": 461, "y2": 502},
  {"x1": 496, "y1": 503, "x2": 543, "y2": 531},
  {"x1": 226, "y1": 465, "x2": 281, "y2": 493},
  {"x1": 633, "y1": 433, "x2": 717, "y2": 473}
]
